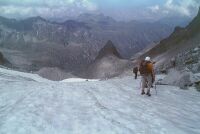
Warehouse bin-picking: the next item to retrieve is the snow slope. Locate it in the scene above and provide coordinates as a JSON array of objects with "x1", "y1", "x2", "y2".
[{"x1": 0, "y1": 67, "x2": 200, "y2": 134}]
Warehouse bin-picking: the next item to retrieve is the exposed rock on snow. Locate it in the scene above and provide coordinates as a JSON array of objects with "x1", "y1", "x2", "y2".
[
  {"x1": 0, "y1": 51, "x2": 13, "y2": 68},
  {"x1": 37, "y1": 67, "x2": 76, "y2": 81},
  {"x1": 160, "y1": 68, "x2": 200, "y2": 89},
  {"x1": 0, "y1": 51, "x2": 4, "y2": 64}
]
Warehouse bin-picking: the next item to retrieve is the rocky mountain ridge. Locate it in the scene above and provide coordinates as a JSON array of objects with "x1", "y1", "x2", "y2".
[
  {"x1": 141, "y1": 7, "x2": 200, "y2": 60},
  {"x1": 0, "y1": 14, "x2": 172, "y2": 73}
]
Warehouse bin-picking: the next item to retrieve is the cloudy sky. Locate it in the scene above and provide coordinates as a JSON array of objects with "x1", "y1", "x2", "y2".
[{"x1": 0, "y1": 0, "x2": 199, "y2": 21}]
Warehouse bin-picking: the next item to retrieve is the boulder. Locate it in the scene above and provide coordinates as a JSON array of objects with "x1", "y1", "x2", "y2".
[
  {"x1": 0, "y1": 52, "x2": 4, "y2": 64},
  {"x1": 191, "y1": 63, "x2": 200, "y2": 73},
  {"x1": 194, "y1": 81, "x2": 200, "y2": 92},
  {"x1": 37, "y1": 67, "x2": 76, "y2": 81},
  {"x1": 160, "y1": 68, "x2": 199, "y2": 89}
]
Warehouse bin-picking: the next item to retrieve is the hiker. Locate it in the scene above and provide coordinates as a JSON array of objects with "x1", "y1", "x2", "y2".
[
  {"x1": 170, "y1": 57, "x2": 176, "y2": 68},
  {"x1": 133, "y1": 66, "x2": 138, "y2": 79},
  {"x1": 139, "y1": 57, "x2": 155, "y2": 96}
]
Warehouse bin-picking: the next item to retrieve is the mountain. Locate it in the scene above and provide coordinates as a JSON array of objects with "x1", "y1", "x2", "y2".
[
  {"x1": 0, "y1": 16, "x2": 47, "y2": 31},
  {"x1": 0, "y1": 16, "x2": 93, "y2": 72},
  {"x1": 81, "y1": 41, "x2": 132, "y2": 79},
  {"x1": 95, "y1": 40, "x2": 122, "y2": 60},
  {"x1": 140, "y1": 7, "x2": 200, "y2": 72},
  {"x1": 77, "y1": 13, "x2": 116, "y2": 25},
  {"x1": 141, "y1": 7, "x2": 200, "y2": 59},
  {"x1": 0, "y1": 14, "x2": 172, "y2": 75}
]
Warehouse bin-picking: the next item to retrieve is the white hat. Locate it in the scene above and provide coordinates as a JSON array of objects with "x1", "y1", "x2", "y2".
[{"x1": 145, "y1": 56, "x2": 151, "y2": 61}]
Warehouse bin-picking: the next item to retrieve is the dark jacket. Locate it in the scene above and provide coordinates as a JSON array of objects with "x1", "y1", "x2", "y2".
[{"x1": 133, "y1": 67, "x2": 138, "y2": 73}]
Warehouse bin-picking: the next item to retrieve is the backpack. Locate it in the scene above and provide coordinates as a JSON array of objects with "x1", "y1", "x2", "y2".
[
  {"x1": 133, "y1": 67, "x2": 138, "y2": 73},
  {"x1": 139, "y1": 60, "x2": 152, "y2": 75}
]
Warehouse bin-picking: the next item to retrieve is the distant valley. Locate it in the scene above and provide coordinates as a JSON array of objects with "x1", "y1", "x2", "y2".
[{"x1": 0, "y1": 13, "x2": 190, "y2": 79}]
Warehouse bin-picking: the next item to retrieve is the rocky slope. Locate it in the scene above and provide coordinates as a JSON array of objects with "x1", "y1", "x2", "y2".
[
  {"x1": 137, "y1": 8, "x2": 200, "y2": 90},
  {"x1": 141, "y1": 7, "x2": 200, "y2": 60},
  {"x1": 0, "y1": 51, "x2": 12, "y2": 67},
  {"x1": 140, "y1": 8, "x2": 200, "y2": 71}
]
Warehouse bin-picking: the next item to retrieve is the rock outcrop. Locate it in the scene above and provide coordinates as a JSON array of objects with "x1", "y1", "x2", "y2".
[
  {"x1": 82, "y1": 41, "x2": 132, "y2": 79},
  {"x1": 0, "y1": 52, "x2": 4, "y2": 64},
  {"x1": 158, "y1": 68, "x2": 200, "y2": 89},
  {"x1": 37, "y1": 67, "x2": 76, "y2": 81}
]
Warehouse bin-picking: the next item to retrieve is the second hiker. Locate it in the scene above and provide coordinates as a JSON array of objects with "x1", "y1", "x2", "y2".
[
  {"x1": 133, "y1": 66, "x2": 138, "y2": 79},
  {"x1": 139, "y1": 56, "x2": 155, "y2": 96}
]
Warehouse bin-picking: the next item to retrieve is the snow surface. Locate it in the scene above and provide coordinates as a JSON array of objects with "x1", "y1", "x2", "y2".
[
  {"x1": 60, "y1": 78, "x2": 99, "y2": 83},
  {"x1": 0, "y1": 67, "x2": 51, "y2": 83},
  {"x1": 0, "y1": 67, "x2": 200, "y2": 134}
]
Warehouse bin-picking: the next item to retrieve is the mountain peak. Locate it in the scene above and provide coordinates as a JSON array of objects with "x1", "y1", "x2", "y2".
[
  {"x1": 96, "y1": 40, "x2": 122, "y2": 60},
  {"x1": 23, "y1": 16, "x2": 46, "y2": 22},
  {"x1": 185, "y1": 6, "x2": 200, "y2": 34},
  {"x1": 195, "y1": 6, "x2": 200, "y2": 19},
  {"x1": 77, "y1": 13, "x2": 115, "y2": 24}
]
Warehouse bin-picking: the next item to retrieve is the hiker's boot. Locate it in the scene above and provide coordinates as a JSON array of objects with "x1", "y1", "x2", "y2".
[
  {"x1": 146, "y1": 91, "x2": 151, "y2": 96},
  {"x1": 141, "y1": 91, "x2": 145, "y2": 95}
]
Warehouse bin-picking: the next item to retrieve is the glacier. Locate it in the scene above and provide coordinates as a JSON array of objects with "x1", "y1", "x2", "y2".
[{"x1": 0, "y1": 67, "x2": 200, "y2": 134}]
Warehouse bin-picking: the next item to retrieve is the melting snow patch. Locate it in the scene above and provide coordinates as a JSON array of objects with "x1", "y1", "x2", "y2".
[{"x1": 60, "y1": 78, "x2": 99, "y2": 83}]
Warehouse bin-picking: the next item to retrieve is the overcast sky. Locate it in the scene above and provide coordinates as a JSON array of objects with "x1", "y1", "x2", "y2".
[{"x1": 0, "y1": 0, "x2": 199, "y2": 21}]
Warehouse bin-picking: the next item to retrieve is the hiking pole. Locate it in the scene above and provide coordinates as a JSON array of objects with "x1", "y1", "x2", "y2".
[
  {"x1": 154, "y1": 83, "x2": 157, "y2": 95},
  {"x1": 139, "y1": 78, "x2": 157, "y2": 95},
  {"x1": 139, "y1": 79, "x2": 142, "y2": 90}
]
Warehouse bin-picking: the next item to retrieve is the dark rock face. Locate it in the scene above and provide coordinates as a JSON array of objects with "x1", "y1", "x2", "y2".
[
  {"x1": 0, "y1": 52, "x2": 4, "y2": 64},
  {"x1": 81, "y1": 41, "x2": 133, "y2": 79},
  {"x1": 0, "y1": 51, "x2": 12, "y2": 67},
  {"x1": 95, "y1": 40, "x2": 122, "y2": 60}
]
